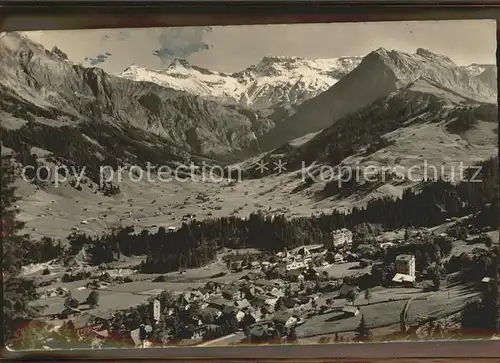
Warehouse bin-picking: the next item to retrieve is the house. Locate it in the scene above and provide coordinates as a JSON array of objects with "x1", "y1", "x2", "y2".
[
  {"x1": 380, "y1": 242, "x2": 396, "y2": 249},
  {"x1": 197, "y1": 288, "x2": 212, "y2": 300},
  {"x1": 319, "y1": 281, "x2": 338, "y2": 293},
  {"x1": 252, "y1": 295, "x2": 278, "y2": 309},
  {"x1": 286, "y1": 269, "x2": 305, "y2": 282},
  {"x1": 272, "y1": 312, "x2": 298, "y2": 328},
  {"x1": 308, "y1": 245, "x2": 326, "y2": 255},
  {"x1": 240, "y1": 271, "x2": 266, "y2": 281},
  {"x1": 199, "y1": 307, "x2": 223, "y2": 324},
  {"x1": 234, "y1": 298, "x2": 251, "y2": 310},
  {"x1": 187, "y1": 314, "x2": 204, "y2": 327},
  {"x1": 62, "y1": 312, "x2": 106, "y2": 337},
  {"x1": 185, "y1": 324, "x2": 207, "y2": 340},
  {"x1": 345, "y1": 252, "x2": 359, "y2": 262},
  {"x1": 254, "y1": 279, "x2": 276, "y2": 289},
  {"x1": 269, "y1": 287, "x2": 285, "y2": 298},
  {"x1": 235, "y1": 310, "x2": 247, "y2": 322},
  {"x1": 247, "y1": 320, "x2": 276, "y2": 340},
  {"x1": 130, "y1": 324, "x2": 153, "y2": 347},
  {"x1": 280, "y1": 298, "x2": 298, "y2": 310},
  {"x1": 395, "y1": 254, "x2": 416, "y2": 277},
  {"x1": 294, "y1": 246, "x2": 310, "y2": 258},
  {"x1": 303, "y1": 268, "x2": 319, "y2": 281},
  {"x1": 250, "y1": 297, "x2": 266, "y2": 309},
  {"x1": 231, "y1": 260, "x2": 244, "y2": 272},
  {"x1": 57, "y1": 306, "x2": 82, "y2": 320},
  {"x1": 222, "y1": 306, "x2": 246, "y2": 322},
  {"x1": 222, "y1": 286, "x2": 244, "y2": 301},
  {"x1": 359, "y1": 259, "x2": 373, "y2": 268},
  {"x1": 247, "y1": 308, "x2": 262, "y2": 321},
  {"x1": 241, "y1": 311, "x2": 259, "y2": 328},
  {"x1": 166, "y1": 307, "x2": 176, "y2": 316},
  {"x1": 342, "y1": 305, "x2": 360, "y2": 317},
  {"x1": 239, "y1": 285, "x2": 257, "y2": 300},
  {"x1": 296, "y1": 296, "x2": 312, "y2": 306},
  {"x1": 182, "y1": 290, "x2": 204, "y2": 303},
  {"x1": 204, "y1": 281, "x2": 222, "y2": 293},
  {"x1": 250, "y1": 261, "x2": 261, "y2": 269},
  {"x1": 392, "y1": 273, "x2": 416, "y2": 286},
  {"x1": 328, "y1": 228, "x2": 353, "y2": 248},
  {"x1": 46, "y1": 287, "x2": 67, "y2": 298},
  {"x1": 286, "y1": 260, "x2": 306, "y2": 271},
  {"x1": 176, "y1": 294, "x2": 191, "y2": 307},
  {"x1": 333, "y1": 253, "x2": 345, "y2": 263},
  {"x1": 338, "y1": 285, "x2": 360, "y2": 298},
  {"x1": 267, "y1": 266, "x2": 287, "y2": 279},
  {"x1": 207, "y1": 296, "x2": 232, "y2": 311}
]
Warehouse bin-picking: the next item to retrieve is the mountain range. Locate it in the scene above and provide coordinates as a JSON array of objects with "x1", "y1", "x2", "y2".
[
  {"x1": 0, "y1": 31, "x2": 497, "y2": 184},
  {"x1": 257, "y1": 47, "x2": 496, "y2": 151},
  {"x1": 120, "y1": 55, "x2": 362, "y2": 110}
]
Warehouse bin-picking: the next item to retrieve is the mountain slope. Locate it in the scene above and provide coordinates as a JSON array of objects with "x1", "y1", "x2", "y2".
[
  {"x1": 0, "y1": 32, "x2": 274, "y2": 157},
  {"x1": 258, "y1": 48, "x2": 497, "y2": 151},
  {"x1": 233, "y1": 77, "x2": 497, "y2": 214},
  {"x1": 243, "y1": 76, "x2": 497, "y2": 177},
  {"x1": 119, "y1": 56, "x2": 363, "y2": 110},
  {"x1": 289, "y1": 77, "x2": 496, "y2": 167}
]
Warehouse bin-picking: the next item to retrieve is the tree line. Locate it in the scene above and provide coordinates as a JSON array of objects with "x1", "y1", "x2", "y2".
[{"x1": 28, "y1": 157, "x2": 492, "y2": 276}]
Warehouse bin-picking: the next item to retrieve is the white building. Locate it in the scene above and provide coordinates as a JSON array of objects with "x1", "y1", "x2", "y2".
[
  {"x1": 329, "y1": 228, "x2": 353, "y2": 248},
  {"x1": 286, "y1": 260, "x2": 306, "y2": 271},
  {"x1": 395, "y1": 254, "x2": 416, "y2": 277}
]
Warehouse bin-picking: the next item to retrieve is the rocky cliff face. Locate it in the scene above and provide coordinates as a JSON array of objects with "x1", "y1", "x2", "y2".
[{"x1": 0, "y1": 32, "x2": 273, "y2": 157}]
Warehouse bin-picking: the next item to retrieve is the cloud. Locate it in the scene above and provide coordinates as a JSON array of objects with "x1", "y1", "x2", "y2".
[
  {"x1": 152, "y1": 27, "x2": 213, "y2": 67},
  {"x1": 85, "y1": 52, "x2": 112, "y2": 66}
]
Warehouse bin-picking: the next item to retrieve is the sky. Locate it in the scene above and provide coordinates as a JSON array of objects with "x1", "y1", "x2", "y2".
[{"x1": 21, "y1": 20, "x2": 496, "y2": 75}]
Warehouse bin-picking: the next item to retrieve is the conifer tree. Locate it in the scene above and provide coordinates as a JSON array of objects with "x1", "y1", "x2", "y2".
[
  {"x1": 2, "y1": 156, "x2": 41, "y2": 345},
  {"x1": 354, "y1": 314, "x2": 372, "y2": 341}
]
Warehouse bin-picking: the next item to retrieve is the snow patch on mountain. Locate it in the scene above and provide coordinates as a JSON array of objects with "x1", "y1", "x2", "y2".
[{"x1": 119, "y1": 55, "x2": 363, "y2": 109}]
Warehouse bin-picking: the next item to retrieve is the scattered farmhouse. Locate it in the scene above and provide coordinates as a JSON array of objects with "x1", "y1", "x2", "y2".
[{"x1": 342, "y1": 305, "x2": 360, "y2": 317}]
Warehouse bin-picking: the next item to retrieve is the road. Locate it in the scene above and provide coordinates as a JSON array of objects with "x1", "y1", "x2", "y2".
[{"x1": 198, "y1": 332, "x2": 245, "y2": 346}]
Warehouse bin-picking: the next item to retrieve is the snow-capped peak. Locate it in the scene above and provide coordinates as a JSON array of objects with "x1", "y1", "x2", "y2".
[
  {"x1": 118, "y1": 55, "x2": 363, "y2": 109},
  {"x1": 168, "y1": 58, "x2": 192, "y2": 69}
]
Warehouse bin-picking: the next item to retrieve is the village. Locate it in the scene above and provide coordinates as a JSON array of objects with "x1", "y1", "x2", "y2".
[{"x1": 18, "y1": 219, "x2": 497, "y2": 350}]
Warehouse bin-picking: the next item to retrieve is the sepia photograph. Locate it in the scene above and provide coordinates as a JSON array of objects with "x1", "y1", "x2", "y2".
[{"x1": 1, "y1": 18, "x2": 498, "y2": 351}]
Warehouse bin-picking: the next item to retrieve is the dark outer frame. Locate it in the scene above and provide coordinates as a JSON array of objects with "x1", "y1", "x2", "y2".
[{"x1": 1, "y1": 1, "x2": 499, "y2": 361}]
